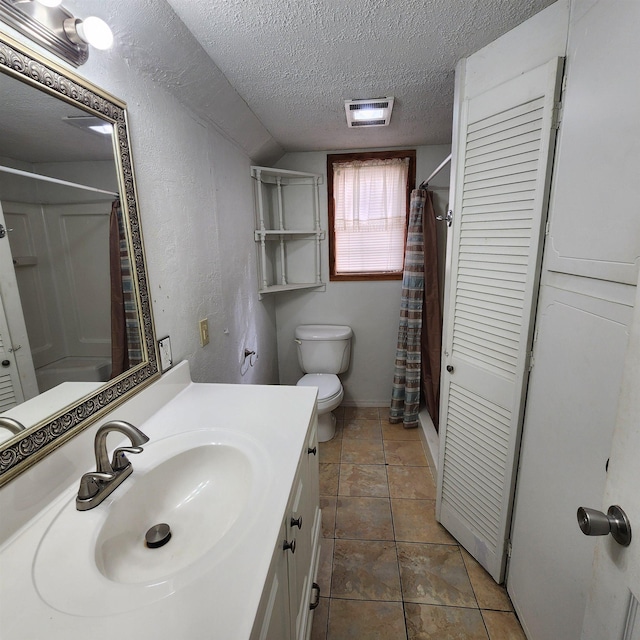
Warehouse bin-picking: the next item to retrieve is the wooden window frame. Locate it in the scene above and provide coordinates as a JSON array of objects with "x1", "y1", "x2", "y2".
[{"x1": 327, "y1": 149, "x2": 416, "y2": 281}]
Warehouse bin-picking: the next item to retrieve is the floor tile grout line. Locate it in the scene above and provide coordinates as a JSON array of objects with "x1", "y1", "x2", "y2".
[
  {"x1": 459, "y1": 549, "x2": 486, "y2": 614},
  {"x1": 326, "y1": 595, "x2": 408, "y2": 605},
  {"x1": 327, "y1": 594, "x2": 405, "y2": 604}
]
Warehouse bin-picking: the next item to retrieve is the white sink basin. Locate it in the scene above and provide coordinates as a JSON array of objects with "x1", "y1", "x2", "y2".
[
  {"x1": 33, "y1": 429, "x2": 270, "y2": 617},
  {"x1": 96, "y1": 443, "x2": 252, "y2": 584}
]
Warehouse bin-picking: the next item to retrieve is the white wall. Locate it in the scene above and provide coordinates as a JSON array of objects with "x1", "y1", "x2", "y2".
[
  {"x1": 274, "y1": 145, "x2": 450, "y2": 405},
  {"x1": 0, "y1": 1, "x2": 280, "y2": 387}
]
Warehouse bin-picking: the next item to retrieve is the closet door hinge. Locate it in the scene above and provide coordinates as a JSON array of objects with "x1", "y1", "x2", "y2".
[
  {"x1": 507, "y1": 540, "x2": 513, "y2": 558},
  {"x1": 528, "y1": 349, "x2": 535, "y2": 372},
  {"x1": 551, "y1": 101, "x2": 563, "y2": 130}
]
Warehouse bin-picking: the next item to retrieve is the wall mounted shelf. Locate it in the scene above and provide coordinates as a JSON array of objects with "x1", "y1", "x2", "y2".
[{"x1": 251, "y1": 166, "x2": 325, "y2": 299}]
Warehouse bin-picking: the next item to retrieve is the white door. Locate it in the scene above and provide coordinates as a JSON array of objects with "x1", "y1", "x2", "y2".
[
  {"x1": 0, "y1": 293, "x2": 24, "y2": 413},
  {"x1": 506, "y1": 2, "x2": 640, "y2": 638},
  {"x1": 580, "y1": 278, "x2": 640, "y2": 639},
  {"x1": 436, "y1": 57, "x2": 564, "y2": 582},
  {"x1": 0, "y1": 202, "x2": 38, "y2": 403}
]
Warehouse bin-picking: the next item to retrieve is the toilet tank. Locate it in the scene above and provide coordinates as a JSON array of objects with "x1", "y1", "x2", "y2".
[{"x1": 295, "y1": 325, "x2": 353, "y2": 374}]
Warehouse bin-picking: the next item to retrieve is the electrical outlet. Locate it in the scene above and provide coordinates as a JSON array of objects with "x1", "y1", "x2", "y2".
[
  {"x1": 199, "y1": 318, "x2": 210, "y2": 347},
  {"x1": 158, "y1": 336, "x2": 172, "y2": 372}
]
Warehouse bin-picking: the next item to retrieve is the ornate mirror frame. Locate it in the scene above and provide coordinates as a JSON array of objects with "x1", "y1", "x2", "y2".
[{"x1": 0, "y1": 31, "x2": 159, "y2": 486}]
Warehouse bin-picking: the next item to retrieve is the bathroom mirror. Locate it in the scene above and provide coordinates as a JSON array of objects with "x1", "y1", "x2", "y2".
[{"x1": 0, "y1": 31, "x2": 159, "y2": 485}]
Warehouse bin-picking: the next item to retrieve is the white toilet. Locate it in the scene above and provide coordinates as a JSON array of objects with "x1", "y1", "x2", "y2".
[{"x1": 295, "y1": 324, "x2": 353, "y2": 442}]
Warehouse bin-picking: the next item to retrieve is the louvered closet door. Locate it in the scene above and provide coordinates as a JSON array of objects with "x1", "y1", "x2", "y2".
[{"x1": 437, "y1": 58, "x2": 563, "y2": 583}]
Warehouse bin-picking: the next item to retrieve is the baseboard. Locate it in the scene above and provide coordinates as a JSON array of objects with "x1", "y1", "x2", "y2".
[
  {"x1": 340, "y1": 400, "x2": 389, "y2": 407},
  {"x1": 418, "y1": 407, "x2": 439, "y2": 473}
]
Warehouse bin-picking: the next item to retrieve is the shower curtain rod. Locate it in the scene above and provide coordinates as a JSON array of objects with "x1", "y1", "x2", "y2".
[
  {"x1": 0, "y1": 165, "x2": 119, "y2": 197},
  {"x1": 420, "y1": 153, "x2": 452, "y2": 188}
]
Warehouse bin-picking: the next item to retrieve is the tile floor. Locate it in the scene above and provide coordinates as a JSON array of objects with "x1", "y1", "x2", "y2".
[{"x1": 311, "y1": 406, "x2": 526, "y2": 640}]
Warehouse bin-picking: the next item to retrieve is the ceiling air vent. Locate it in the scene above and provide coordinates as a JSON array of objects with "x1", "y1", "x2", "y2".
[{"x1": 344, "y1": 97, "x2": 394, "y2": 128}]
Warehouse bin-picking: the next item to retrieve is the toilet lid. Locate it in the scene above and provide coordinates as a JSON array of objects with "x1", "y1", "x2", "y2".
[{"x1": 297, "y1": 373, "x2": 341, "y2": 400}]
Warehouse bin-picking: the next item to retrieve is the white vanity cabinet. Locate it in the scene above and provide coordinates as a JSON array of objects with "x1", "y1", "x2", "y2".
[
  {"x1": 0, "y1": 365, "x2": 322, "y2": 640},
  {"x1": 252, "y1": 413, "x2": 321, "y2": 640}
]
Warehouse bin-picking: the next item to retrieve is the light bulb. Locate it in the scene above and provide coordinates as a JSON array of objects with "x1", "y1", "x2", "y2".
[
  {"x1": 352, "y1": 109, "x2": 385, "y2": 121},
  {"x1": 34, "y1": 0, "x2": 63, "y2": 7},
  {"x1": 75, "y1": 16, "x2": 113, "y2": 50}
]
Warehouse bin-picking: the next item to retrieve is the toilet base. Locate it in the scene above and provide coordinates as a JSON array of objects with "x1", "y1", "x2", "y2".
[{"x1": 317, "y1": 411, "x2": 337, "y2": 442}]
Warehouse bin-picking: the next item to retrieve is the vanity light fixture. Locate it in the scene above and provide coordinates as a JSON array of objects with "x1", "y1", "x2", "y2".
[
  {"x1": 0, "y1": 0, "x2": 113, "y2": 66},
  {"x1": 344, "y1": 97, "x2": 394, "y2": 128}
]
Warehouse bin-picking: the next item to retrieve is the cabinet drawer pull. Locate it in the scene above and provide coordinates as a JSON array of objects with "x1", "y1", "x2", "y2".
[
  {"x1": 309, "y1": 582, "x2": 321, "y2": 609},
  {"x1": 283, "y1": 539, "x2": 296, "y2": 554},
  {"x1": 308, "y1": 446, "x2": 317, "y2": 456},
  {"x1": 290, "y1": 516, "x2": 303, "y2": 529}
]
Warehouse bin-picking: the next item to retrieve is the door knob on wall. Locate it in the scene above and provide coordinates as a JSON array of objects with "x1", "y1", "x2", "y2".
[{"x1": 577, "y1": 505, "x2": 632, "y2": 546}]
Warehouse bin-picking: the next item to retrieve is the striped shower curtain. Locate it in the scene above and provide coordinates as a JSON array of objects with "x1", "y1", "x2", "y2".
[{"x1": 390, "y1": 189, "x2": 441, "y2": 428}]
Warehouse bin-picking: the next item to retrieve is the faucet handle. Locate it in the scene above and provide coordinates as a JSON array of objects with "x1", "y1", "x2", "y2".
[
  {"x1": 77, "y1": 471, "x2": 115, "y2": 501},
  {"x1": 111, "y1": 446, "x2": 144, "y2": 472}
]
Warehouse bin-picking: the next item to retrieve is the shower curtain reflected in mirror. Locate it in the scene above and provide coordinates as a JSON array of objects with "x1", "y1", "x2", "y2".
[{"x1": 110, "y1": 199, "x2": 142, "y2": 378}]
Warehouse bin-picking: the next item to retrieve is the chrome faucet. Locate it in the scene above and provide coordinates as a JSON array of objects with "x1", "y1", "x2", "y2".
[
  {"x1": 0, "y1": 417, "x2": 26, "y2": 435},
  {"x1": 76, "y1": 420, "x2": 149, "y2": 511}
]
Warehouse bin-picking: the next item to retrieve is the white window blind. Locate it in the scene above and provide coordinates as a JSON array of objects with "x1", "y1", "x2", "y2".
[{"x1": 332, "y1": 157, "x2": 409, "y2": 274}]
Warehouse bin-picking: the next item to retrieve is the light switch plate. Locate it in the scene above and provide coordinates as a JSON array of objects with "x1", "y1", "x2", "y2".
[
  {"x1": 199, "y1": 318, "x2": 210, "y2": 347},
  {"x1": 158, "y1": 336, "x2": 172, "y2": 372}
]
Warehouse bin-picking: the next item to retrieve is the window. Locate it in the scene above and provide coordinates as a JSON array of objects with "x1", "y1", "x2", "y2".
[{"x1": 327, "y1": 150, "x2": 416, "y2": 281}]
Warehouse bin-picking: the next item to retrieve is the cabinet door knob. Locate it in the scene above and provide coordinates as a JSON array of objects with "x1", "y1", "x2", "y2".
[
  {"x1": 283, "y1": 539, "x2": 296, "y2": 554},
  {"x1": 1, "y1": 360, "x2": 10, "y2": 367},
  {"x1": 290, "y1": 516, "x2": 303, "y2": 529},
  {"x1": 308, "y1": 446, "x2": 317, "y2": 456},
  {"x1": 446, "y1": 365, "x2": 454, "y2": 373}
]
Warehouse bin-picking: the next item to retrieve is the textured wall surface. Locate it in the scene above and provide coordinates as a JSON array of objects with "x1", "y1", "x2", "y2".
[
  {"x1": 274, "y1": 144, "x2": 451, "y2": 405},
  {"x1": 66, "y1": 0, "x2": 283, "y2": 164},
  {"x1": 1, "y1": 0, "x2": 280, "y2": 386},
  {"x1": 0, "y1": 0, "x2": 556, "y2": 398}
]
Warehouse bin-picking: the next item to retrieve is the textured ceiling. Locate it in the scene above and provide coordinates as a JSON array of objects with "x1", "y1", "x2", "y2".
[
  {"x1": 0, "y1": 0, "x2": 558, "y2": 168},
  {"x1": 166, "y1": 0, "x2": 556, "y2": 153}
]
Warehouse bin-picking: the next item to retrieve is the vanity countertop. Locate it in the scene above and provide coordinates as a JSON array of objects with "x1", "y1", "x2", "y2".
[{"x1": 0, "y1": 363, "x2": 318, "y2": 639}]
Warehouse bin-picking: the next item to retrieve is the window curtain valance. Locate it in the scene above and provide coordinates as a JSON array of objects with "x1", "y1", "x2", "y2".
[{"x1": 333, "y1": 157, "x2": 409, "y2": 232}]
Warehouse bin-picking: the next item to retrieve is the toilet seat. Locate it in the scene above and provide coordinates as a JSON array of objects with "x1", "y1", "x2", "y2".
[
  {"x1": 297, "y1": 373, "x2": 343, "y2": 442},
  {"x1": 296, "y1": 373, "x2": 342, "y2": 403}
]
